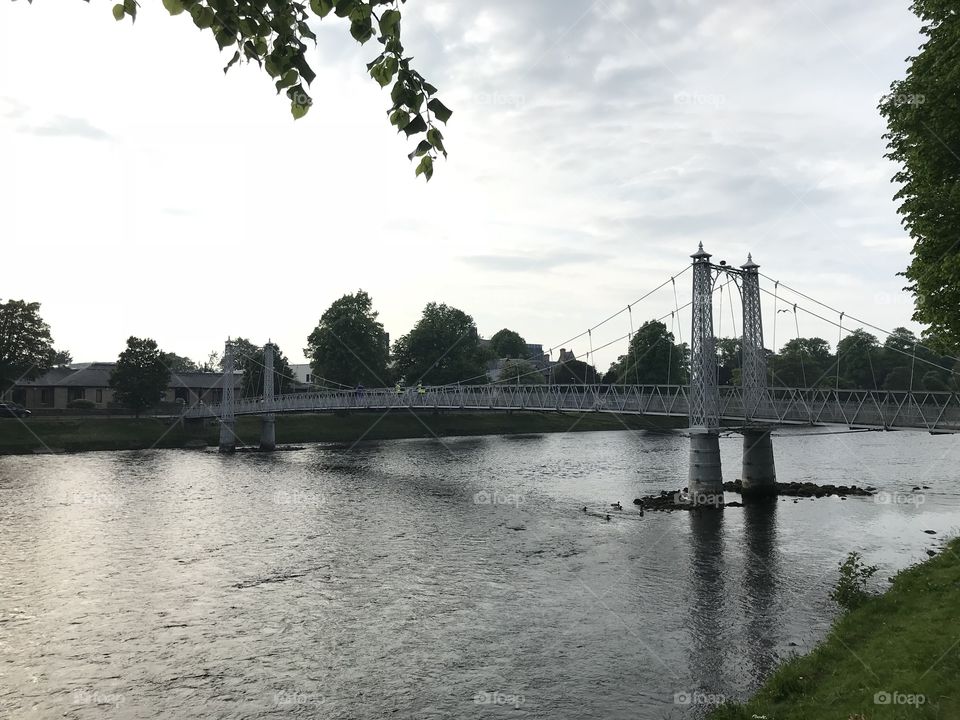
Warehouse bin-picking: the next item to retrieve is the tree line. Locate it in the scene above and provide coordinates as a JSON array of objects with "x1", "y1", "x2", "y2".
[{"x1": 3, "y1": 295, "x2": 960, "y2": 417}]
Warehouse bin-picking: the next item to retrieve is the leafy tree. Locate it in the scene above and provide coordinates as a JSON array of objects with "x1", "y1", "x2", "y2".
[
  {"x1": 25, "y1": 0, "x2": 452, "y2": 179},
  {"x1": 607, "y1": 320, "x2": 687, "y2": 385},
  {"x1": 836, "y1": 329, "x2": 880, "y2": 389},
  {"x1": 497, "y1": 358, "x2": 544, "y2": 385},
  {"x1": 882, "y1": 366, "x2": 912, "y2": 391},
  {"x1": 0, "y1": 299, "x2": 57, "y2": 393},
  {"x1": 770, "y1": 337, "x2": 834, "y2": 388},
  {"x1": 716, "y1": 337, "x2": 741, "y2": 386},
  {"x1": 392, "y1": 303, "x2": 486, "y2": 385},
  {"x1": 551, "y1": 359, "x2": 599, "y2": 385},
  {"x1": 305, "y1": 291, "x2": 390, "y2": 386},
  {"x1": 51, "y1": 349, "x2": 73, "y2": 367},
  {"x1": 162, "y1": 352, "x2": 199, "y2": 373},
  {"x1": 231, "y1": 338, "x2": 296, "y2": 396},
  {"x1": 199, "y1": 350, "x2": 222, "y2": 373},
  {"x1": 830, "y1": 551, "x2": 878, "y2": 611},
  {"x1": 880, "y1": 2, "x2": 960, "y2": 345},
  {"x1": 921, "y1": 370, "x2": 949, "y2": 391},
  {"x1": 110, "y1": 337, "x2": 171, "y2": 416},
  {"x1": 489, "y1": 329, "x2": 528, "y2": 359}
]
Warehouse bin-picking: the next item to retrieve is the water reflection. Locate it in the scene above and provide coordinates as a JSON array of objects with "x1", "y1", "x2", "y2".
[
  {"x1": 687, "y1": 509, "x2": 726, "y2": 697},
  {"x1": 741, "y1": 499, "x2": 779, "y2": 684}
]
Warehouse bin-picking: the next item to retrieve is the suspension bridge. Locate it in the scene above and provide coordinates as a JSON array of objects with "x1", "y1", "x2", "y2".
[{"x1": 185, "y1": 245, "x2": 960, "y2": 503}]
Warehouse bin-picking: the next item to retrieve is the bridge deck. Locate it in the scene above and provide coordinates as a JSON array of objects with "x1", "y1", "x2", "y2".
[{"x1": 182, "y1": 385, "x2": 960, "y2": 433}]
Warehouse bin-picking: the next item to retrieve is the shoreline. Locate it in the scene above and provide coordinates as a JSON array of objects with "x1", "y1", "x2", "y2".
[
  {"x1": 0, "y1": 410, "x2": 685, "y2": 455},
  {"x1": 709, "y1": 536, "x2": 960, "y2": 718}
]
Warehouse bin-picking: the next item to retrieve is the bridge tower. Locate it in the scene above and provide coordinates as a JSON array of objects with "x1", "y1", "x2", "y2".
[
  {"x1": 688, "y1": 243, "x2": 723, "y2": 504},
  {"x1": 218, "y1": 338, "x2": 237, "y2": 453},
  {"x1": 739, "y1": 255, "x2": 777, "y2": 496},
  {"x1": 260, "y1": 341, "x2": 277, "y2": 451}
]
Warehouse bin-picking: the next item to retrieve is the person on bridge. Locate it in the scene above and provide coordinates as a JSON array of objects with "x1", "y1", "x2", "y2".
[
  {"x1": 417, "y1": 382, "x2": 426, "y2": 398},
  {"x1": 395, "y1": 382, "x2": 403, "y2": 396}
]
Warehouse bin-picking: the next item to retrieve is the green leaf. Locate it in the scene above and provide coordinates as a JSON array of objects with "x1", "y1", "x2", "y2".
[
  {"x1": 276, "y1": 69, "x2": 298, "y2": 92},
  {"x1": 292, "y1": 100, "x2": 310, "y2": 120},
  {"x1": 379, "y1": 9, "x2": 401, "y2": 39},
  {"x1": 427, "y1": 127, "x2": 445, "y2": 154},
  {"x1": 112, "y1": 3, "x2": 125, "y2": 21},
  {"x1": 415, "y1": 155, "x2": 433, "y2": 181},
  {"x1": 224, "y1": 50, "x2": 241, "y2": 74},
  {"x1": 403, "y1": 114, "x2": 427, "y2": 137},
  {"x1": 389, "y1": 109, "x2": 409, "y2": 129},
  {"x1": 310, "y1": 0, "x2": 335, "y2": 18},
  {"x1": 162, "y1": 0, "x2": 185, "y2": 15},
  {"x1": 350, "y1": 18, "x2": 374, "y2": 44},
  {"x1": 423, "y1": 82, "x2": 438, "y2": 96},
  {"x1": 408, "y1": 140, "x2": 431, "y2": 160},
  {"x1": 427, "y1": 98, "x2": 452, "y2": 123}
]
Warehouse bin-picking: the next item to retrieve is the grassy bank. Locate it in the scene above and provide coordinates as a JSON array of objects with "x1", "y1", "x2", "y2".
[
  {"x1": 0, "y1": 410, "x2": 683, "y2": 455},
  {"x1": 711, "y1": 537, "x2": 960, "y2": 719}
]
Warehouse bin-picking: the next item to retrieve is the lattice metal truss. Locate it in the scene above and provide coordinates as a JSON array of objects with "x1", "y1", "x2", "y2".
[
  {"x1": 739, "y1": 255, "x2": 766, "y2": 420},
  {"x1": 263, "y1": 342, "x2": 275, "y2": 417},
  {"x1": 689, "y1": 243, "x2": 719, "y2": 431},
  {"x1": 222, "y1": 339, "x2": 236, "y2": 424}
]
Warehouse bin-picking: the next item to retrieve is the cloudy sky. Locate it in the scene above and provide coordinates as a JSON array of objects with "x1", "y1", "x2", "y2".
[{"x1": 0, "y1": 0, "x2": 924, "y2": 371}]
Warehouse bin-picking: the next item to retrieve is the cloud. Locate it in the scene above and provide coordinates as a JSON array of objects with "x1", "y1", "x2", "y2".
[
  {"x1": 461, "y1": 251, "x2": 609, "y2": 273},
  {"x1": 18, "y1": 115, "x2": 111, "y2": 141}
]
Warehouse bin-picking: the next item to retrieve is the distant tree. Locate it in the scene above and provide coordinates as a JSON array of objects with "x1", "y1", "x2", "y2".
[
  {"x1": 716, "y1": 338, "x2": 741, "y2": 386},
  {"x1": 921, "y1": 370, "x2": 949, "y2": 392},
  {"x1": 607, "y1": 320, "x2": 687, "y2": 385},
  {"x1": 880, "y1": 2, "x2": 960, "y2": 345},
  {"x1": 51, "y1": 0, "x2": 452, "y2": 180},
  {"x1": 551, "y1": 359, "x2": 599, "y2": 385},
  {"x1": 836, "y1": 329, "x2": 880, "y2": 389},
  {"x1": 231, "y1": 338, "x2": 297, "y2": 396},
  {"x1": 880, "y1": 327, "x2": 939, "y2": 387},
  {"x1": 489, "y1": 328, "x2": 528, "y2": 359},
  {"x1": 392, "y1": 303, "x2": 486, "y2": 384},
  {"x1": 51, "y1": 349, "x2": 73, "y2": 367},
  {"x1": 883, "y1": 366, "x2": 912, "y2": 391},
  {"x1": 0, "y1": 299, "x2": 56, "y2": 393},
  {"x1": 110, "y1": 337, "x2": 171, "y2": 416},
  {"x1": 497, "y1": 358, "x2": 544, "y2": 385},
  {"x1": 198, "y1": 350, "x2": 221, "y2": 373},
  {"x1": 770, "y1": 338, "x2": 834, "y2": 387},
  {"x1": 305, "y1": 291, "x2": 390, "y2": 387},
  {"x1": 162, "y1": 352, "x2": 199, "y2": 373}
]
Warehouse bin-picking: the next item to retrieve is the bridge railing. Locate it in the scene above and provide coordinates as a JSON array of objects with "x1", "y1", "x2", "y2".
[{"x1": 180, "y1": 383, "x2": 960, "y2": 432}]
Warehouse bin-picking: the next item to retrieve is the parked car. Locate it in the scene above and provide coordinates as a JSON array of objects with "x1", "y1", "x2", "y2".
[{"x1": 0, "y1": 402, "x2": 31, "y2": 418}]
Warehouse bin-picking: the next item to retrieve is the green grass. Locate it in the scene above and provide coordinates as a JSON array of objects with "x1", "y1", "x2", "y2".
[
  {"x1": 710, "y1": 537, "x2": 960, "y2": 719},
  {"x1": 0, "y1": 410, "x2": 682, "y2": 454}
]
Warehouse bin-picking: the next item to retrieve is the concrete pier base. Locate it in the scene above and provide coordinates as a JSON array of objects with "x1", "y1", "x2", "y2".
[
  {"x1": 688, "y1": 431, "x2": 723, "y2": 506},
  {"x1": 218, "y1": 420, "x2": 236, "y2": 454},
  {"x1": 260, "y1": 417, "x2": 276, "y2": 452},
  {"x1": 741, "y1": 428, "x2": 777, "y2": 497}
]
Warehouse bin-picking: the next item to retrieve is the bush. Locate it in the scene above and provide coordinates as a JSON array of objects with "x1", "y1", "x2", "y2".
[
  {"x1": 66, "y1": 399, "x2": 96, "y2": 410},
  {"x1": 830, "y1": 551, "x2": 879, "y2": 611}
]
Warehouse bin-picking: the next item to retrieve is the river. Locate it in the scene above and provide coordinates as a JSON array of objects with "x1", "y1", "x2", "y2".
[{"x1": 1, "y1": 428, "x2": 957, "y2": 719}]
